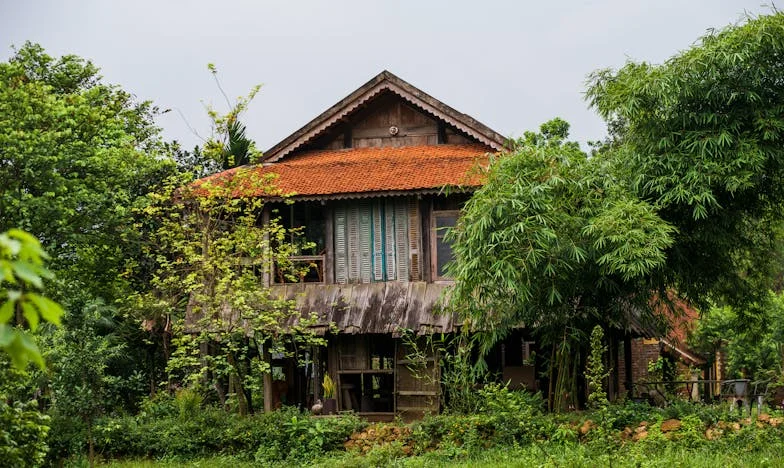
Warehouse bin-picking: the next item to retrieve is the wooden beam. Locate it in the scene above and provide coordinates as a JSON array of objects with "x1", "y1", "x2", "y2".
[
  {"x1": 437, "y1": 121, "x2": 447, "y2": 144},
  {"x1": 343, "y1": 129, "x2": 352, "y2": 149},
  {"x1": 263, "y1": 345, "x2": 273, "y2": 413},
  {"x1": 624, "y1": 334, "x2": 633, "y2": 395}
]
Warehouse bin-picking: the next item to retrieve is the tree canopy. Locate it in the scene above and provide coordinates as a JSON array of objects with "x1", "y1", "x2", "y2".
[
  {"x1": 447, "y1": 119, "x2": 675, "y2": 354},
  {"x1": 0, "y1": 42, "x2": 174, "y2": 302},
  {"x1": 449, "y1": 14, "x2": 784, "y2": 352},
  {"x1": 586, "y1": 12, "x2": 784, "y2": 309}
]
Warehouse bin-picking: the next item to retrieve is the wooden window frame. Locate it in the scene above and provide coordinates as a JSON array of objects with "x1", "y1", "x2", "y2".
[{"x1": 430, "y1": 209, "x2": 459, "y2": 282}]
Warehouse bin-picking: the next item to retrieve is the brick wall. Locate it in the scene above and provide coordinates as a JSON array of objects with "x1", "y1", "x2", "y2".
[{"x1": 617, "y1": 338, "x2": 663, "y2": 395}]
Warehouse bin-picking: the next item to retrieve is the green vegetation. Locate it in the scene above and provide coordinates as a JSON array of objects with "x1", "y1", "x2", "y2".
[
  {"x1": 90, "y1": 389, "x2": 784, "y2": 467},
  {"x1": 2, "y1": 10, "x2": 784, "y2": 468},
  {"x1": 448, "y1": 11, "x2": 784, "y2": 407},
  {"x1": 0, "y1": 229, "x2": 63, "y2": 368}
]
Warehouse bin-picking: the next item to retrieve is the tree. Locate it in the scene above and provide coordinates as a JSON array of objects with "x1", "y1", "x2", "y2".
[
  {"x1": 134, "y1": 79, "x2": 322, "y2": 413},
  {"x1": 0, "y1": 229, "x2": 62, "y2": 467},
  {"x1": 48, "y1": 300, "x2": 123, "y2": 468},
  {"x1": 0, "y1": 42, "x2": 175, "y2": 303},
  {"x1": 586, "y1": 325, "x2": 610, "y2": 410},
  {"x1": 204, "y1": 64, "x2": 262, "y2": 170},
  {"x1": 446, "y1": 119, "x2": 674, "y2": 408},
  {"x1": 137, "y1": 168, "x2": 322, "y2": 414},
  {"x1": 586, "y1": 12, "x2": 784, "y2": 311},
  {"x1": 0, "y1": 43, "x2": 177, "y2": 414},
  {"x1": 690, "y1": 291, "x2": 784, "y2": 382}
]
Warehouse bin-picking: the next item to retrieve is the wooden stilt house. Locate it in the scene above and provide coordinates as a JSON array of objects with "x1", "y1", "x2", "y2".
[
  {"x1": 199, "y1": 71, "x2": 511, "y2": 419},
  {"x1": 195, "y1": 70, "x2": 676, "y2": 418}
]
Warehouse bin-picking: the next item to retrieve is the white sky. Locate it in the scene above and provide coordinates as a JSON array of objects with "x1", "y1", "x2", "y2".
[{"x1": 0, "y1": 1, "x2": 771, "y2": 152}]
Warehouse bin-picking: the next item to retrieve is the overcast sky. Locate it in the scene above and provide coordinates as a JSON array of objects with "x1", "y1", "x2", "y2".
[{"x1": 0, "y1": 1, "x2": 771, "y2": 151}]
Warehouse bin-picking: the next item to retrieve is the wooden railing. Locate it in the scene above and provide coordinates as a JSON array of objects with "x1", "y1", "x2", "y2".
[
  {"x1": 631, "y1": 379, "x2": 770, "y2": 407},
  {"x1": 274, "y1": 255, "x2": 325, "y2": 284}
]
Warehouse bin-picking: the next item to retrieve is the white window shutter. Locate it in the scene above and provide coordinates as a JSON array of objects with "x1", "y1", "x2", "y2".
[
  {"x1": 385, "y1": 199, "x2": 397, "y2": 281},
  {"x1": 372, "y1": 201, "x2": 384, "y2": 281},
  {"x1": 408, "y1": 198, "x2": 421, "y2": 281},
  {"x1": 347, "y1": 204, "x2": 361, "y2": 282},
  {"x1": 334, "y1": 206, "x2": 348, "y2": 284},
  {"x1": 359, "y1": 201, "x2": 372, "y2": 283},
  {"x1": 394, "y1": 199, "x2": 410, "y2": 282}
]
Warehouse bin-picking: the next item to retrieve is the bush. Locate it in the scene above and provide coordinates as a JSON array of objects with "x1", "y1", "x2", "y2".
[
  {"x1": 0, "y1": 398, "x2": 50, "y2": 467},
  {"x1": 254, "y1": 410, "x2": 365, "y2": 464},
  {"x1": 661, "y1": 399, "x2": 736, "y2": 425},
  {"x1": 46, "y1": 411, "x2": 85, "y2": 465},
  {"x1": 90, "y1": 404, "x2": 365, "y2": 463},
  {"x1": 409, "y1": 385, "x2": 552, "y2": 455}
]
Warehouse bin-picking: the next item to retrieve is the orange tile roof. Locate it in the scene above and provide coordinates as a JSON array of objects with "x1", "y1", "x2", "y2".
[{"x1": 200, "y1": 144, "x2": 492, "y2": 199}]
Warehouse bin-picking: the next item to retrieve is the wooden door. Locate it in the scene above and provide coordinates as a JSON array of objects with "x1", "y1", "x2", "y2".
[{"x1": 395, "y1": 339, "x2": 440, "y2": 420}]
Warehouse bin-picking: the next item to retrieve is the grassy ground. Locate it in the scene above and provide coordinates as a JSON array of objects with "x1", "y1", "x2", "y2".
[
  {"x1": 314, "y1": 443, "x2": 784, "y2": 468},
  {"x1": 100, "y1": 441, "x2": 784, "y2": 468}
]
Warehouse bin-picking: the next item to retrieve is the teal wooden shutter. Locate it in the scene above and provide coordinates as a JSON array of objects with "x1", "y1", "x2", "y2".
[
  {"x1": 359, "y1": 201, "x2": 372, "y2": 283},
  {"x1": 385, "y1": 199, "x2": 397, "y2": 281},
  {"x1": 347, "y1": 204, "x2": 361, "y2": 282},
  {"x1": 394, "y1": 199, "x2": 410, "y2": 281},
  {"x1": 334, "y1": 206, "x2": 348, "y2": 284},
  {"x1": 372, "y1": 201, "x2": 384, "y2": 281}
]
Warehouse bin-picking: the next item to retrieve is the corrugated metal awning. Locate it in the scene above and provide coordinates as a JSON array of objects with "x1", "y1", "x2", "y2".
[{"x1": 273, "y1": 281, "x2": 457, "y2": 336}]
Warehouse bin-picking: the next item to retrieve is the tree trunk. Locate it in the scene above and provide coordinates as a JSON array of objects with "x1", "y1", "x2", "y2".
[
  {"x1": 263, "y1": 346, "x2": 273, "y2": 413},
  {"x1": 227, "y1": 351, "x2": 248, "y2": 416},
  {"x1": 87, "y1": 418, "x2": 94, "y2": 468}
]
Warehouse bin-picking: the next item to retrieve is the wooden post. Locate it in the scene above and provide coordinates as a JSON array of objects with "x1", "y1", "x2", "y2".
[
  {"x1": 624, "y1": 334, "x2": 633, "y2": 396},
  {"x1": 263, "y1": 345, "x2": 273, "y2": 413},
  {"x1": 607, "y1": 333, "x2": 617, "y2": 401},
  {"x1": 313, "y1": 346, "x2": 321, "y2": 401}
]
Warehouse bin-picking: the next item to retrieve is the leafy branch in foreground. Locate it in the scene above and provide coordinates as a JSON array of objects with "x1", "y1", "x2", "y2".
[{"x1": 0, "y1": 229, "x2": 63, "y2": 369}]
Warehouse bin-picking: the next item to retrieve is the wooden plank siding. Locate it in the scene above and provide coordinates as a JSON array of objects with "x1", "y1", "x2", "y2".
[
  {"x1": 318, "y1": 95, "x2": 475, "y2": 150},
  {"x1": 273, "y1": 282, "x2": 456, "y2": 336}
]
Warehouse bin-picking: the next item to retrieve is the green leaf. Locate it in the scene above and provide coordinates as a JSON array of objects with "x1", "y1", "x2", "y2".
[
  {"x1": 11, "y1": 261, "x2": 44, "y2": 289},
  {"x1": 21, "y1": 299, "x2": 40, "y2": 331},
  {"x1": 0, "y1": 299, "x2": 14, "y2": 323},
  {"x1": 27, "y1": 293, "x2": 63, "y2": 326},
  {"x1": 0, "y1": 324, "x2": 13, "y2": 347}
]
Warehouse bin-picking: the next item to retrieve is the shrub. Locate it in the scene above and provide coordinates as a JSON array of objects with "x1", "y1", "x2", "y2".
[
  {"x1": 661, "y1": 399, "x2": 735, "y2": 425},
  {"x1": 90, "y1": 404, "x2": 365, "y2": 463},
  {"x1": 174, "y1": 387, "x2": 203, "y2": 419},
  {"x1": 410, "y1": 384, "x2": 552, "y2": 454},
  {"x1": 137, "y1": 392, "x2": 178, "y2": 420},
  {"x1": 255, "y1": 411, "x2": 365, "y2": 464},
  {"x1": 46, "y1": 411, "x2": 85, "y2": 465},
  {"x1": 476, "y1": 383, "x2": 552, "y2": 444},
  {"x1": 604, "y1": 400, "x2": 657, "y2": 430},
  {"x1": 0, "y1": 398, "x2": 50, "y2": 467}
]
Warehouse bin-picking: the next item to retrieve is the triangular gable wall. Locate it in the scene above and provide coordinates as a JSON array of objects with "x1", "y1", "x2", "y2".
[{"x1": 264, "y1": 70, "x2": 507, "y2": 162}]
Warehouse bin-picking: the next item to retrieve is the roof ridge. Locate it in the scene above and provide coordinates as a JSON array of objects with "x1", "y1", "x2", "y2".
[{"x1": 263, "y1": 71, "x2": 507, "y2": 163}]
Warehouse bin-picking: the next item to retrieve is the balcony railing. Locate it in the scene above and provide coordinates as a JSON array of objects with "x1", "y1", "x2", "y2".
[{"x1": 274, "y1": 255, "x2": 325, "y2": 284}]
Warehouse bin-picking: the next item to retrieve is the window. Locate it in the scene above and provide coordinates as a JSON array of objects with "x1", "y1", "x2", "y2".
[
  {"x1": 333, "y1": 199, "x2": 412, "y2": 284},
  {"x1": 273, "y1": 202, "x2": 327, "y2": 283},
  {"x1": 431, "y1": 210, "x2": 458, "y2": 280}
]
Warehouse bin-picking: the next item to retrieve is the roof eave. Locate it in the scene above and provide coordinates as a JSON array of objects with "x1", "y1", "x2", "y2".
[
  {"x1": 262, "y1": 186, "x2": 479, "y2": 203},
  {"x1": 263, "y1": 70, "x2": 508, "y2": 163}
]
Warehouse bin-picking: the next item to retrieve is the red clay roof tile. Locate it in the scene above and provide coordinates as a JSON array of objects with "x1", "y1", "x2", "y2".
[{"x1": 200, "y1": 144, "x2": 492, "y2": 198}]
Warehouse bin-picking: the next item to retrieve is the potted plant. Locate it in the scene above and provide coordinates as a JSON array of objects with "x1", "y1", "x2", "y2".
[{"x1": 322, "y1": 374, "x2": 337, "y2": 414}]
